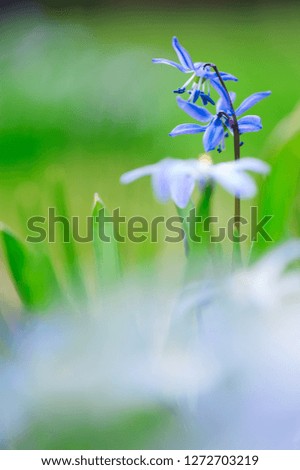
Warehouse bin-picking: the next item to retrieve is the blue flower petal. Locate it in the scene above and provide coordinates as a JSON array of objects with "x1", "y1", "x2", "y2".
[
  {"x1": 235, "y1": 91, "x2": 271, "y2": 116},
  {"x1": 237, "y1": 115, "x2": 262, "y2": 134},
  {"x1": 172, "y1": 37, "x2": 194, "y2": 71},
  {"x1": 209, "y1": 72, "x2": 238, "y2": 82},
  {"x1": 152, "y1": 58, "x2": 188, "y2": 73},
  {"x1": 177, "y1": 97, "x2": 212, "y2": 122},
  {"x1": 193, "y1": 64, "x2": 213, "y2": 79},
  {"x1": 219, "y1": 72, "x2": 238, "y2": 82},
  {"x1": 210, "y1": 79, "x2": 233, "y2": 111},
  {"x1": 194, "y1": 63, "x2": 218, "y2": 79},
  {"x1": 217, "y1": 91, "x2": 236, "y2": 113},
  {"x1": 169, "y1": 123, "x2": 207, "y2": 137},
  {"x1": 203, "y1": 118, "x2": 224, "y2": 152}
]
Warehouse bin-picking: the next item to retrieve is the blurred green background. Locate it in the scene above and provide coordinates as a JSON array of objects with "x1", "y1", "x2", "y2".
[{"x1": 0, "y1": 2, "x2": 299, "y2": 307}]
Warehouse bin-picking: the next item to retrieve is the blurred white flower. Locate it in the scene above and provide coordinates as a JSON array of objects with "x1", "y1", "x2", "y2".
[
  {"x1": 121, "y1": 157, "x2": 269, "y2": 208},
  {"x1": 0, "y1": 241, "x2": 300, "y2": 449}
]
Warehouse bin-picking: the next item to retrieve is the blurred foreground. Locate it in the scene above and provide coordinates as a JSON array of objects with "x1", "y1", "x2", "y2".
[{"x1": 1, "y1": 241, "x2": 300, "y2": 449}]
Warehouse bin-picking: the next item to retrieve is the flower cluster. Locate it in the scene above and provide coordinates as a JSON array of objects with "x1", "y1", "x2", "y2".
[
  {"x1": 152, "y1": 37, "x2": 238, "y2": 106},
  {"x1": 121, "y1": 36, "x2": 271, "y2": 209},
  {"x1": 153, "y1": 36, "x2": 271, "y2": 153},
  {"x1": 171, "y1": 91, "x2": 271, "y2": 153}
]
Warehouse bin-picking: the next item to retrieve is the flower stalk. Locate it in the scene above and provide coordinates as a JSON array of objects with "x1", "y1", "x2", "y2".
[{"x1": 204, "y1": 63, "x2": 241, "y2": 234}]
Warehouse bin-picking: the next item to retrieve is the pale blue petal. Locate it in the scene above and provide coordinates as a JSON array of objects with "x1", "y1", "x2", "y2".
[
  {"x1": 255, "y1": 239, "x2": 300, "y2": 275},
  {"x1": 172, "y1": 36, "x2": 194, "y2": 71},
  {"x1": 217, "y1": 91, "x2": 236, "y2": 113},
  {"x1": 235, "y1": 91, "x2": 271, "y2": 116},
  {"x1": 238, "y1": 115, "x2": 262, "y2": 134},
  {"x1": 177, "y1": 97, "x2": 212, "y2": 122},
  {"x1": 203, "y1": 118, "x2": 224, "y2": 152},
  {"x1": 212, "y1": 165, "x2": 257, "y2": 199},
  {"x1": 120, "y1": 164, "x2": 156, "y2": 184},
  {"x1": 169, "y1": 123, "x2": 207, "y2": 137},
  {"x1": 169, "y1": 171, "x2": 195, "y2": 208},
  {"x1": 235, "y1": 157, "x2": 270, "y2": 175},
  {"x1": 152, "y1": 58, "x2": 187, "y2": 73},
  {"x1": 151, "y1": 158, "x2": 177, "y2": 202}
]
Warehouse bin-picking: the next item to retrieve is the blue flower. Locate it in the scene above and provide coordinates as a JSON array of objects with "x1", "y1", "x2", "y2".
[
  {"x1": 152, "y1": 36, "x2": 238, "y2": 105},
  {"x1": 120, "y1": 157, "x2": 270, "y2": 209},
  {"x1": 170, "y1": 91, "x2": 271, "y2": 152}
]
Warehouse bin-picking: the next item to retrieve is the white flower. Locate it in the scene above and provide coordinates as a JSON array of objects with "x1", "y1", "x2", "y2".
[{"x1": 120, "y1": 157, "x2": 270, "y2": 208}]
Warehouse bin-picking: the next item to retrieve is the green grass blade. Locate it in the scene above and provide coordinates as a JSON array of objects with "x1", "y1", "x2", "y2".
[
  {"x1": 250, "y1": 105, "x2": 300, "y2": 261},
  {"x1": 177, "y1": 187, "x2": 218, "y2": 280},
  {"x1": 192, "y1": 185, "x2": 213, "y2": 252},
  {"x1": 53, "y1": 181, "x2": 87, "y2": 302},
  {"x1": 176, "y1": 186, "x2": 213, "y2": 256},
  {"x1": 0, "y1": 224, "x2": 63, "y2": 312},
  {"x1": 176, "y1": 199, "x2": 195, "y2": 248},
  {"x1": 92, "y1": 193, "x2": 121, "y2": 287}
]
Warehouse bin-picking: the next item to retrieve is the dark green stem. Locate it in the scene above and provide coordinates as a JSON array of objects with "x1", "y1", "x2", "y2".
[{"x1": 204, "y1": 63, "x2": 241, "y2": 233}]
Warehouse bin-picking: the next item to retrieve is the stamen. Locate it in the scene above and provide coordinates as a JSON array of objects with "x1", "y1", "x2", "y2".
[
  {"x1": 221, "y1": 135, "x2": 225, "y2": 151},
  {"x1": 197, "y1": 77, "x2": 203, "y2": 92},
  {"x1": 173, "y1": 88, "x2": 186, "y2": 94},
  {"x1": 181, "y1": 73, "x2": 196, "y2": 90},
  {"x1": 188, "y1": 83, "x2": 196, "y2": 102},
  {"x1": 198, "y1": 154, "x2": 213, "y2": 165}
]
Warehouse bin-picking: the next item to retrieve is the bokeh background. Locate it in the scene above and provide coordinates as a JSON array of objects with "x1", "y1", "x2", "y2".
[
  {"x1": 0, "y1": 1, "x2": 298, "y2": 302},
  {"x1": 1, "y1": 0, "x2": 300, "y2": 451}
]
